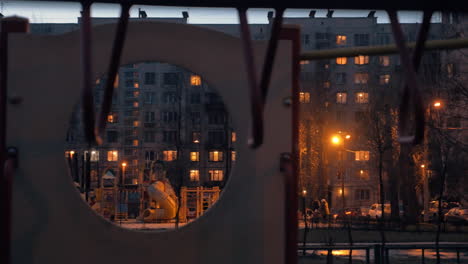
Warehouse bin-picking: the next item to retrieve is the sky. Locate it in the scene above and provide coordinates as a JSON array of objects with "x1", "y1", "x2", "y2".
[{"x1": 0, "y1": 1, "x2": 442, "y2": 24}]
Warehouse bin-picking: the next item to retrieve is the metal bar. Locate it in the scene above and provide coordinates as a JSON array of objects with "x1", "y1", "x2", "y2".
[
  {"x1": 95, "y1": 3, "x2": 131, "y2": 145},
  {"x1": 388, "y1": 9, "x2": 425, "y2": 144},
  {"x1": 457, "y1": 249, "x2": 460, "y2": 264},
  {"x1": 0, "y1": 17, "x2": 28, "y2": 264},
  {"x1": 23, "y1": 0, "x2": 468, "y2": 12},
  {"x1": 421, "y1": 248, "x2": 425, "y2": 264},
  {"x1": 237, "y1": 8, "x2": 263, "y2": 149},
  {"x1": 259, "y1": 8, "x2": 284, "y2": 104},
  {"x1": 300, "y1": 38, "x2": 468, "y2": 60},
  {"x1": 279, "y1": 26, "x2": 301, "y2": 264},
  {"x1": 81, "y1": 1, "x2": 96, "y2": 145},
  {"x1": 366, "y1": 248, "x2": 370, "y2": 264}
]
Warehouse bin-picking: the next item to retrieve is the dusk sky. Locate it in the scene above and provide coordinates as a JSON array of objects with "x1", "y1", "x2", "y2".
[{"x1": 1, "y1": 1, "x2": 442, "y2": 24}]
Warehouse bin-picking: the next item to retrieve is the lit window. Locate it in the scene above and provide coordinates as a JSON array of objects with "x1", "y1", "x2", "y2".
[
  {"x1": 191, "y1": 75, "x2": 202, "y2": 86},
  {"x1": 300, "y1": 60, "x2": 310, "y2": 65},
  {"x1": 189, "y1": 170, "x2": 200, "y2": 181},
  {"x1": 209, "y1": 151, "x2": 224, "y2": 162},
  {"x1": 336, "y1": 57, "x2": 347, "y2": 65},
  {"x1": 163, "y1": 150, "x2": 177, "y2": 161},
  {"x1": 190, "y1": 152, "x2": 199, "y2": 162},
  {"x1": 65, "y1": 150, "x2": 75, "y2": 158},
  {"x1": 133, "y1": 101, "x2": 139, "y2": 108},
  {"x1": 133, "y1": 121, "x2": 140, "y2": 127},
  {"x1": 355, "y1": 151, "x2": 370, "y2": 161},
  {"x1": 379, "y1": 74, "x2": 391, "y2": 85},
  {"x1": 354, "y1": 73, "x2": 369, "y2": 84},
  {"x1": 336, "y1": 73, "x2": 346, "y2": 84},
  {"x1": 134, "y1": 82, "x2": 139, "y2": 88},
  {"x1": 107, "y1": 150, "x2": 118, "y2": 161},
  {"x1": 132, "y1": 140, "x2": 139, "y2": 146},
  {"x1": 192, "y1": 132, "x2": 201, "y2": 143},
  {"x1": 299, "y1": 92, "x2": 311, "y2": 103},
  {"x1": 379, "y1": 56, "x2": 390, "y2": 66},
  {"x1": 107, "y1": 113, "x2": 117, "y2": 123},
  {"x1": 324, "y1": 81, "x2": 331, "y2": 89},
  {"x1": 355, "y1": 92, "x2": 369, "y2": 103},
  {"x1": 358, "y1": 169, "x2": 370, "y2": 180},
  {"x1": 113, "y1": 74, "x2": 119, "y2": 88},
  {"x1": 231, "y1": 132, "x2": 236, "y2": 142},
  {"x1": 84, "y1": 150, "x2": 99, "y2": 161},
  {"x1": 232, "y1": 151, "x2": 236, "y2": 161},
  {"x1": 354, "y1": 55, "x2": 369, "y2": 65},
  {"x1": 336, "y1": 92, "x2": 347, "y2": 104},
  {"x1": 209, "y1": 170, "x2": 224, "y2": 181},
  {"x1": 133, "y1": 91, "x2": 140, "y2": 98},
  {"x1": 336, "y1": 35, "x2": 347, "y2": 45},
  {"x1": 96, "y1": 78, "x2": 101, "y2": 84}
]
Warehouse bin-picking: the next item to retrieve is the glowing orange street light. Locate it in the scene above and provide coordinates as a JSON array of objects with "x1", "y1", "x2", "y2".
[
  {"x1": 421, "y1": 164, "x2": 425, "y2": 168},
  {"x1": 121, "y1": 162, "x2": 127, "y2": 168},
  {"x1": 331, "y1": 135, "x2": 341, "y2": 145},
  {"x1": 433, "y1": 101, "x2": 442, "y2": 108},
  {"x1": 302, "y1": 189, "x2": 307, "y2": 196},
  {"x1": 345, "y1": 135, "x2": 351, "y2": 140}
]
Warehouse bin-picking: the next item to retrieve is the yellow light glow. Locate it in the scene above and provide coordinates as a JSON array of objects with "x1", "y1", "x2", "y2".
[
  {"x1": 302, "y1": 190, "x2": 307, "y2": 195},
  {"x1": 421, "y1": 164, "x2": 425, "y2": 168},
  {"x1": 345, "y1": 211, "x2": 352, "y2": 215},
  {"x1": 338, "y1": 189, "x2": 343, "y2": 194},
  {"x1": 121, "y1": 162, "x2": 127, "y2": 168},
  {"x1": 360, "y1": 170, "x2": 364, "y2": 174},
  {"x1": 433, "y1": 101, "x2": 442, "y2": 108},
  {"x1": 345, "y1": 135, "x2": 351, "y2": 139},
  {"x1": 69, "y1": 151, "x2": 75, "y2": 157},
  {"x1": 331, "y1": 136, "x2": 341, "y2": 145}
]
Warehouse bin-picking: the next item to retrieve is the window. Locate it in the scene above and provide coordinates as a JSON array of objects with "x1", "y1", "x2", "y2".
[
  {"x1": 231, "y1": 132, "x2": 236, "y2": 143},
  {"x1": 107, "y1": 113, "x2": 118, "y2": 123},
  {"x1": 84, "y1": 150, "x2": 99, "y2": 161},
  {"x1": 163, "y1": 72, "x2": 178, "y2": 85},
  {"x1": 143, "y1": 92, "x2": 155, "y2": 104},
  {"x1": 232, "y1": 151, "x2": 236, "y2": 161},
  {"x1": 209, "y1": 151, "x2": 224, "y2": 162},
  {"x1": 133, "y1": 91, "x2": 140, "y2": 98},
  {"x1": 209, "y1": 170, "x2": 224, "y2": 181},
  {"x1": 355, "y1": 189, "x2": 370, "y2": 200},
  {"x1": 446, "y1": 117, "x2": 461, "y2": 128},
  {"x1": 302, "y1": 34, "x2": 310, "y2": 45},
  {"x1": 300, "y1": 60, "x2": 310, "y2": 65},
  {"x1": 163, "y1": 131, "x2": 177, "y2": 143},
  {"x1": 107, "y1": 150, "x2": 118, "y2": 161},
  {"x1": 190, "y1": 75, "x2": 202, "y2": 86},
  {"x1": 190, "y1": 93, "x2": 201, "y2": 104},
  {"x1": 316, "y1": 32, "x2": 329, "y2": 41},
  {"x1": 354, "y1": 55, "x2": 369, "y2": 65},
  {"x1": 189, "y1": 170, "x2": 200, "y2": 181},
  {"x1": 133, "y1": 101, "x2": 139, "y2": 108},
  {"x1": 144, "y1": 112, "x2": 155, "y2": 123},
  {"x1": 107, "y1": 131, "x2": 119, "y2": 143},
  {"x1": 134, "y1": 82, "x2": 139, "y2": 89},
  {"x1": 379, "y1": 56, "x2": 390, "y2": 66},
  {"x1": 161, "y1": 111, "x2": 178, "y2": 123},
  {"x1": 208, "y1": 131, "x2": 225, "y2": 145},
  {"x1": 336, "y1": 73, "x2": 347, "y2": 84},
  {"x1": 336, "y1": 111, "x2": 344, "y2": 121},
  {"x1": 336, "y1": 57, "x2": 347, "y2": 65},
  {"x1": 145, "y1": 151, "x2": 155, "y2": 161},
  {"x1": 163, "y1": 150, "x2": 177, "y2": 161},
  {"x1": 354, "y1": 73, "x2": 369, "y2": 84},
  {"x1": 355, "y1": 111, "x2": 366, "y2": 122},
  {"x1": 354, "y1": 34, "x2": 369, "y2": 46},
  {"x1": 208, "y1": 111, "x2": 225, "y2": 125},
  {"x1": 133, "y1": 120, "x2": 140, "y2": 127},
  {"x1": 379, "y1": 74, "x2": 391, "y2": 85},
  {"x1": 358, "y1": 170, "x2": 370, "y2": 180},
  {"x1": 162, "y1": 92, "x2": 177, "y2": 103},
  {"x1": 144, "y1": 72, "x2": 156, "y2": 85},
  {"x1": 132, "y1": 140, "x2": 139, "y2": 146},
  {"x1": 144, "y1": 131, "x2": 155, "y2": 142},
  {"x1": 191, "y1": 112, "x2": 201, "y2": 125},
  {"x1": 299, "y1": 92, "x2": 310, "y2": 103},
  {"x1": 376, "y1": 33, "x2": 391, "y2": 45},
  {"x1": 336, "y1": 35, "x2": 347, "y2": 45},
  {"x1": 355, "y1": 151, "x2": 370, "y2": 161},
  {"x1": 190, "y1": 152, "x2": 200, "y2": 162},
  {"x1": 192, "y1": 132, "x2": 201, "y2": 143},
  {"x1": 336, "y1": 92, "x2": 347, "y2": 104},
  {"x1": 324, "y1": 81, "x2": 331, "y2": 89},
  {"x1": 355, "y1": 92, "x2": 369, "y2": 103}
]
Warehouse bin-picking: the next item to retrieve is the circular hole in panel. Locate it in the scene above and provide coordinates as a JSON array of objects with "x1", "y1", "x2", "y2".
[{"x1": 65, "y1": 62, "x2": 237, "y2": 231}]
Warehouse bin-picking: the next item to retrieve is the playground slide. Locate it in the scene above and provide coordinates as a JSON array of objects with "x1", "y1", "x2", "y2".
[{"x1": 143, "y1": 181, "x2": 178, "y2": 221}]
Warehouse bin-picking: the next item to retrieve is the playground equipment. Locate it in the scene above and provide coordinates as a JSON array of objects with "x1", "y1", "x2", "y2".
[{"x1": 142, "y1": 181, "x2": 178, "y2": 222}]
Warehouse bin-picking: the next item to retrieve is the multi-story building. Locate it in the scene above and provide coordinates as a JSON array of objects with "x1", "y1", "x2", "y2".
[{"x1": 31, "y1": 9, "x2": 464, "y2": 213}]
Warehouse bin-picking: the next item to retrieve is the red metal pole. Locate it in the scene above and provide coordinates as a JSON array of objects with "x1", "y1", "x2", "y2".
[
  {"x1": 280, "y1": 26, "x2": 301, "y2": 264},
  {"x1": 0, "y1": 16, "x2": 29, "y2": 264}
]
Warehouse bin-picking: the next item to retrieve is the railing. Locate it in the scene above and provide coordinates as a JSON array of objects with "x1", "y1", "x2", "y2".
[{"x1": 298, "y1": 243, "x2": 468, "y2": 264}]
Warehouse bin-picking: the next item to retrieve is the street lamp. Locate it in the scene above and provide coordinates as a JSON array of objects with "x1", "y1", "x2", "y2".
[
  {"x1": 121, "y1": 162, "x2": 127, "y2": 185},
  {"x1": 330, "y1": 133, "x2": 351, "y2": 210},
  {"x1": 433, "y1": 101, "x2": 442, "y2": 108}
]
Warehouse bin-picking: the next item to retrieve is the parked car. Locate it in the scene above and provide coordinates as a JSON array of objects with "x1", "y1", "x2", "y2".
[
  {"x1": 332, "y1": 208, "x2": 362, "y2": 221},
  {"x1": 421, "y1": 200, "x2": 458, "y2": 222},
  {"x1": 368, "y1": 203, "x2": 391, "y2": 219},
  {"x1": 444, "y1": 207, "x2": 468, "y2": 224}
]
